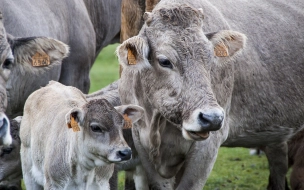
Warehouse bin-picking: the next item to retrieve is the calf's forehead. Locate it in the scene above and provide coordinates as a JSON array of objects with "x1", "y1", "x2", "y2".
[{"x1": 84, "y1": 99, "x2": 123, "y2": 125}]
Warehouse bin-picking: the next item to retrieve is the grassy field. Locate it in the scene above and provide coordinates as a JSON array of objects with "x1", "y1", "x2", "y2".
[{"x1": 89, "y1": 44, "x2": 275, "y2": 190}]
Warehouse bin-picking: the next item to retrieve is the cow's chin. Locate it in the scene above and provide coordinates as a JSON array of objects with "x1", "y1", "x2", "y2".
[{"x1": 182, "y1": 128, "x2": 210, "y2": 141}]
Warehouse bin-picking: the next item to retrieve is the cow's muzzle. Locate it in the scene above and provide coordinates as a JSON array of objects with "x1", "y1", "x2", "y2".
[{"x1": 182, "y1": 107, "x2": 224, "y2": 141}]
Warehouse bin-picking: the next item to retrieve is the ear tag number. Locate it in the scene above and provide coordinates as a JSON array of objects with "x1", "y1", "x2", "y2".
[
  {"x1": 67, "y1": 116, "x2": 80, "y2": 132},
  {"x1": 214, "y1": 43, "x2": 229, "y2": 57},
  {"x1": 123, "y1": 114, "x2": 133, "y2": 129},
  {"x1": 127, "y1": 48, "x2": 137, "y2": 65},
  {"x1": 32, "y1": 52, "x2": 50, "y2": 67}
]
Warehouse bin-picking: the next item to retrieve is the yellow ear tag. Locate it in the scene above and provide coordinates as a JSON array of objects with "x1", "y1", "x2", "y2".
[
  {"x1": 127, "y1": 48, "x2": 137, "y2": 65},
  {"x1": 123, "y1": 114, "x2": 133, "y2": 129},
  {"x1": 68, "y1": 116, "x2": 80, "y2": 132},
  {"x1": 214, "y1": 43, "x2": 229, "y2": 57},
  {"x1": 32, "y1": 52, "x2": 50, "y2": 67}
]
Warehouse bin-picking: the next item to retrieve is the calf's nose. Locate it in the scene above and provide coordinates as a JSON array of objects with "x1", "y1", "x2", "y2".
[
  {"x1": 198, "y1": 108, "x2": 224, "y2": 131},
  {"x1": 117, "y1": 148, "x2": 132, "y2": 161}
]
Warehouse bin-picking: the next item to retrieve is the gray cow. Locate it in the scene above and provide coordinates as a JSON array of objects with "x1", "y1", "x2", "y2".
[
  {"x1": 116, "y1": 0, "x2": 304, "y2": 189},
  {"x1": 0, "y1": 116, "x2": 22, "y2": 190},
  {"x1": 0, "y1": 13, "x2": 68, "y2": 146},
  {"x1": 0, "y1": 0, "x2": 122, "y2": 118},
  {"x1": 20, "y1": 81, "x2": 144, "y2": 190}
]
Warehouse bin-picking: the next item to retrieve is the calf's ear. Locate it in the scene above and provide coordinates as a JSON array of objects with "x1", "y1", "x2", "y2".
[
  {"x1": 206, "y1": 30, "x2": 246, "y2": 60},
  {"x1": 115, "y1": 105, "x2": 144, "y2": 129},
  {"x1": 65, "y1": 108, "x2": 85, "y2": 132},
  {"x1": 116, "y1": 36, "x2": 150, "y2": 70},
  {"x1": 8, "y1": 35, "x2": 69, "y2": 68}
]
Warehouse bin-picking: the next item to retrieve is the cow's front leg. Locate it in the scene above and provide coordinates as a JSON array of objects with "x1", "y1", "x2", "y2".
[
  {"x1": 175, "y1": 136, "x2": 221, "y2": 190},
  {"x1": 263, "y1": 142, "x2": 289, "y2": 190}
]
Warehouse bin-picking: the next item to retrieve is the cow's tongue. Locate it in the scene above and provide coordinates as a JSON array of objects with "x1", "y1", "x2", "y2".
[{"x1": 195, "y1": 131, "x2": 209, "y2": 138}]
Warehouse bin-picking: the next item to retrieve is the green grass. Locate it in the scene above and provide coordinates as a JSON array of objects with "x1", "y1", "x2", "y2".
[{"x1": 89, "y1": 44, "x2": 120, "y2": 93}]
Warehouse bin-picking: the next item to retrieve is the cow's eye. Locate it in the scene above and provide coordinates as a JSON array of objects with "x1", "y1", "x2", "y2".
[
  {"x1": 1, "y1": 146, "x2": 13, "y2": 157},
  {"x1": 158, "y1": 58, "x2": 173, "y2": 69},
  {"x1": 2, "y1": 58, "x2": 14, "y2": 69},
  {"x1": 90, "y1": 124, "x2": 105, "y2": 133}
]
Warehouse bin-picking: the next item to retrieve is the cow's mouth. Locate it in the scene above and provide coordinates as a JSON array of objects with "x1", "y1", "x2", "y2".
[{"x1": 186, "y1": 130, "x2": 210, "y2": 141}]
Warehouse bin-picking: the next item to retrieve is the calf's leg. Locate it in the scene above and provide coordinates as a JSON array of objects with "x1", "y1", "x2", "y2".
[{"x1": 21, "y1": 145, "x2": 43, "y2": 190}]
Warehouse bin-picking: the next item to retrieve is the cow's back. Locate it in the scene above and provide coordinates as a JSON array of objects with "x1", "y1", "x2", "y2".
[
  {"x1": 20, "y1": 81, "x2": 86, "y2": 151},
  {"x1": 200, "y1": 0, "x2": 304, "y2": 145}
]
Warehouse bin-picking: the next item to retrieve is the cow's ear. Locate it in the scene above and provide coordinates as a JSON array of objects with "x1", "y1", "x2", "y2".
[
  {"x1": 65, "y1": 108, "x2": 84, "y2": 132},
  {"x1": 206, "y1": 30, "x2": 246, "y2": 59},
  {"x1": 8, "y1": 36, "x2": 69, "y2": 68},
  {"x1": 117, "y1": 36, "x2": 150, "y2": 70},
  {"x1": 115, "y1": 105, "x2": 144, "y2": 129}
]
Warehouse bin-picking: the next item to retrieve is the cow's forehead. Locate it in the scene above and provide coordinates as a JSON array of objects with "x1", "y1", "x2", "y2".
[
  {"x1": 150, "y1": 3, "x2": 204, "y2": 30},
  {"x1": 145, "y1": 26, "x2": 213, "y2": 66}
]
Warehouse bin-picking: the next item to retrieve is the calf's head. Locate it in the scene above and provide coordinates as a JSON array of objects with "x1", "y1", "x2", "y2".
[
  {"x1": 118, "y1": 4, "x2": 246, "y2": 141},
  {"x1": 66, "y1": 99, "x2": 144, "y2": 166}
]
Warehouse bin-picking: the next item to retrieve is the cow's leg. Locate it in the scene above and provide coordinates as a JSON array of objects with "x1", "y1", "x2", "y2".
[
  {"x1": 290, "y1": 153, "x2": 304, "y2": 190},
  {"x1": 21, "y1": 146, "x2": 43, "y2": 190},
  {"x1": 125, "y1": 171, "x2": 136, "y2": 190},
  {"x1": 264, "y1": 142, "x2": 289, "y2": 190},
  {"x1": 175, "y1": 137, "x2": 221, "y2": 190}
]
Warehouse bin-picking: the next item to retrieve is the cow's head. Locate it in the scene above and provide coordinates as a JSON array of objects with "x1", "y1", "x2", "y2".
[
  {"x1": 117, "y1": 4, "x2": 246, "y2": 141},
  {"x1": 0, "y1": 12, "x2": 69, "y2": 145},
  {"x1": 65, "y1": 99, "x2": 144, "y2": 166}
]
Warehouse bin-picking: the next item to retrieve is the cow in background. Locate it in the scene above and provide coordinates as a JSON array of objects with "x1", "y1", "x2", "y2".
[{"x1": 0, "y1": 0, "x2": 122, "y2": 118}]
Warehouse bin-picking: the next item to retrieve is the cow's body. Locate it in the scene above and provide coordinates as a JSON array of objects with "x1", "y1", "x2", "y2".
[
  {"x1": 116, "y1": 0, "x2": 304, "y2": 189},
  {"x1": 20, "y1": 81, "x2": 143, "y2": 190},
  {"x1": 0, "y1": 0, "x2": 122, "y2": 117}
]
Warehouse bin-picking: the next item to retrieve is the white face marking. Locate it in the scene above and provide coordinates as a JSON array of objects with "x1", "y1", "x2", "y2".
[{"x1": 0, "y1": 113, "x2": 12, "y2": 146}]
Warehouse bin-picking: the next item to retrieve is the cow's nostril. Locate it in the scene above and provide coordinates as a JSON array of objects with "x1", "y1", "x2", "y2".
[
  {"x1": 198, "y1": 111, "x2": 223, "y2": 131},
  {"x1": 117, "y1": 149, "x2": 132, "y2": 161},
  {"x1": 198, "y1": 113, "x2": 211, "y2": 127}
]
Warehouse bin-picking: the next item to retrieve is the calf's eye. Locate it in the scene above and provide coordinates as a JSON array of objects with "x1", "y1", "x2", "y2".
[{"x1": 158, "y1": 58, "x2": 173, "y2": 69}]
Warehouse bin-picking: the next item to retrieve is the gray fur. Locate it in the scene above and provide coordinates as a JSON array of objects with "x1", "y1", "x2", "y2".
[
  {"x1": 117, "y1": 0, "x2": 304, "y2": 189},
  {"x1": 20, "y1": 81, "x2": 144, "y2": 190},
  {"x1": 0, "y1": 0, "x2": 122, "y2": 117}
]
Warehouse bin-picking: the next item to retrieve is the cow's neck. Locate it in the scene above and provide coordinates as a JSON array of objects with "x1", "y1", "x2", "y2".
[
  {"x1": 120, "y1": 71, "x2": 194, "y2": 177},
  {"x1": 83, "y1": 0, "x2": 121, "y2": 54}
]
